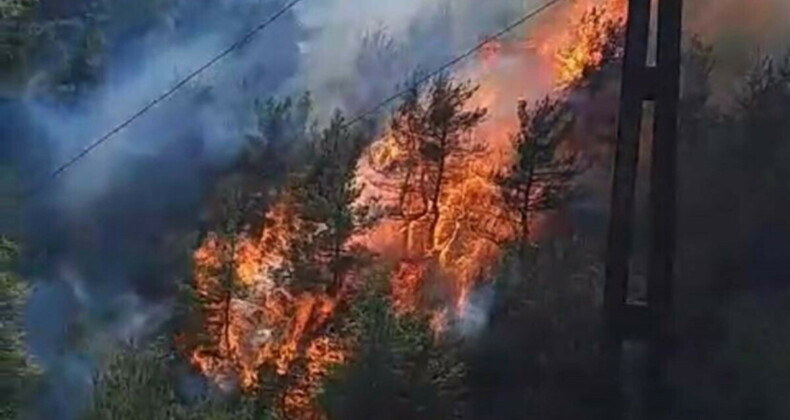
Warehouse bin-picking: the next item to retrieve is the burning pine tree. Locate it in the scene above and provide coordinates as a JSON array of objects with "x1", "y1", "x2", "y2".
[
  {"x1": 185, "y1": 107, "x2": 379, "y2": 418},
  {"x1": 180, "y1": 0, "x2": 626, "y2": 417},
  {"x1": 365, "y1": 74, "x2": 490, "y2": 314}
]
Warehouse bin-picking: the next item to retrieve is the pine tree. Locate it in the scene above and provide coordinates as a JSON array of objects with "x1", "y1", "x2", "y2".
[
  {"x1": 0, "y1": 236, "x2": 39, "y2": 419},
  {"x1": 0, "y1": 0, "x2": 36, "y2": 19},
  {"x1": 192, "y1": 180, "x2": 257, "y2": 364},
  {"x1": 496, "y1": 97, "x2": 584, "y2": 250},
  {"x1": 276, "y1": 111, "x2": 375, "y2": 295},
  {"x1": 85, "y1": 339, "x2": 264, "y2": 420},
  {"x1": 244, "y1": 93, "x2": 313, "y2": 187},
  {"x1": 320, "y1": 289, "x2": 467, "y2": 420},
  {"x1": 372, "y1": 74, "x2": 486, "y2": 254},
  {"x1": 0, "y1": 0, "x2": 37, "y2": 82}
]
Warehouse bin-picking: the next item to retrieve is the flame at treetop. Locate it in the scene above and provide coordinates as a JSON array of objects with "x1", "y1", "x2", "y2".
[
  {"x1": 187, "y1": 200, "x2": 346, "y2": 419},
  {"x1": 364, "y1": 0, "x2": 625, "y2": 319},
  {"x1": 184, "y1": 0, "x2": 625, "y2": 416},
  {"x1": 534, "y1": 0, "x2": 627, "y2": 88}
]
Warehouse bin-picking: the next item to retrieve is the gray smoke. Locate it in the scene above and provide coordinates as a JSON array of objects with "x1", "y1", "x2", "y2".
[
  {"x1": 20, "y1": 1, "x2": 302, "y2": 417},
  {"x1": 11, "y1": 0, "x2": 789, "y2": 417},
  {"x1": 12, "y1": 0, "x2": 547, "y2": 418},
  {"x1": 455, "y1": 284, "x2": 497, "y2": 339}
]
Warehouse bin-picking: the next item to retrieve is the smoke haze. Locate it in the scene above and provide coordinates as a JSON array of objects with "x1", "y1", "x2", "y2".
[
  {"x1": 11, "y1": 0, "x2": 551, "y2": 417},
  {"x1": 6, "y1": 0, "x2": 789, "y2": 418}
]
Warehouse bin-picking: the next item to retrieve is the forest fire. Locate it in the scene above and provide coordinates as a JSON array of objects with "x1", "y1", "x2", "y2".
[
  {"x1": 184, "y1": 0, "x2": 625, "y2": 416},
  {"x1": 538, "y1": 0, "x2": 626, "y2": 87},
  {"x1": 364, "y1": 0, "x2": 625, "y2": 320},
  {"x1": 12, "y1": 0, "x2": 790, "y2": 417},
  {"x1": 187, "y1": 197, "x2": 349, "y2": 418}
]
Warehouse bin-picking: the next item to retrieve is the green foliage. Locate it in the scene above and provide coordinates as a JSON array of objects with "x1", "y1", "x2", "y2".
[
  {"x1": 0, "y1": 0, "x2": 175, "y2": 96},
  {"x1": 0, "y1": 237, "x2": 39, "y2": 420},
  {"x1": 44, "y1": 16, "x2": 105, "y2": 102},
  {"x1": 320, "y1": 289, "x2": 467, "y2": 419},
  {"x1": 84, "y1": 340, "x2": 267, "y2": 420},
  {"x1": 85, "y1": 341, "x2": 181, "y2": 420},
  {"x1": 734, "y1": 52, "x2": 790, "y2": 207},
  {"x1": 739, "y1": 53, "x2": 790, "y2": 115},
  {"x1": 0, "y1": 166, "x2": 21, "y2": 238},
  {"x1": 191, "y1": 184, "x2": 253, "y2": 363},
  {"x1": 736, "y1": 52, "x2": 790, "y2": 157},
  {"x1": 345, "y1": 29, "x2": 403, "y2": 109},
  {"x1": 679, "y1": 34, "x2": 716, "y2": 151},
  {"x1": 274, "y1": 112, "x2": 376, "y2": 294},
  {"x1": 672, "y1": 45, "x2": 790, "y2": 420},
  {"x1": 0, "y1": 0, "x2": 35, "y2": 20},
  {"x1": 722, "y1": 294, "x2": 790, "y2": 417},
  {"x1": 0, "y1": 0, "x2": 37, "y2": 79},
  {"x1": 205, "y1": 94, "x2": 316, "y2": 235},
  {"x1": 412, "y1": 75, "x2": 487, "y2": 166},
  {"x1": 669, "y1": 292, "x2": 790, "y2": 420},
  {"x1": 190, "y1": 94, "x2": 317, "y2": 360},
  {"x1": 496, "y1": 97, "x2": 584, "y2": 244},
  {"x1": 467, "y1": 238, "x2": 605, "y2": 419},
  {"x1": 243, "y1": 93, "x2": 314, "y2": 186},
  {"x1": 676, "y1": 47, "x2": 790, "y2": 294}
]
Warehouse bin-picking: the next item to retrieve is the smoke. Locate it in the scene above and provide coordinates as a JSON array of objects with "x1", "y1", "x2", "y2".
[
  {"x1": 455, "y1": 284, "x2": 497, "y2": 339},
  {"x1": 294, "y1": 0, "x2": 548, "y2": 117},
  {"x1": 687, "y1": 0, "x2": 790, "y2": 47},
  {"x1": 18, "y1": 1, "x2": 301, "y2": 418},
  {"x1": 17, "y1": 0, "x2": 787, "y2": 416},
  {"x1": 10, "y1": 0, "x2": 557, "y2": 418},
  {"x1": 682, "y1": 0, "x2": 790, "y2": 105}
]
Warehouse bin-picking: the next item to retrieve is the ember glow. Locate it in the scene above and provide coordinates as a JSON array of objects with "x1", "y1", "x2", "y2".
[{"x1": 184, "y1": 0, "x2": 625, "y2": 415}]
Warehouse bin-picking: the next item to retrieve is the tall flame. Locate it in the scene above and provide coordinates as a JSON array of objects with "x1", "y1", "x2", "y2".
[
  {"x1": 536, "y1": 0, "x2": 627, "y2": 87},
  {"x1": 187, "y1": 201, "x2": 347, "y2": 418},
  {"x1": 183, "y1": 0, "x2": 625, "y2": 416},
  {"x1": 363, "y1": 0, "x2": 625, "y2": 320}
]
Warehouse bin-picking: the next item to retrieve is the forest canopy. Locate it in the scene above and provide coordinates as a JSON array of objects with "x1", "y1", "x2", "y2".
[{"x1": 4, "y1": 0, "x2": 790, "y2": 419}]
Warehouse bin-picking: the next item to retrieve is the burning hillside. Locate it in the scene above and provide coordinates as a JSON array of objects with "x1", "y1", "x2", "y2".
[
  {"x1": 13, "y1": 0, "x2": 790, "y2": 418},
  {"x1": 183, "y1": 0, "x2": 625, "y2": 417}
]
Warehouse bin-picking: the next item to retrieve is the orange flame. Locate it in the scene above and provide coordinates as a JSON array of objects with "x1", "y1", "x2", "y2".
[
  {"x1": 183, "y1": 1, "x2": 625, "y2": 416},
  {"x1": 538, "y1": 0, "x2": 627, "y2": 87},
  {"x1": 187, "y1": 200, "x2": 348, "y2": 418},
  {"x1": 359, "y1": 0, "x2": 625, "y2": 324}
]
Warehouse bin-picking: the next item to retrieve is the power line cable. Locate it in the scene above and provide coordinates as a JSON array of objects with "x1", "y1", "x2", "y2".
[
  {"x1": 30, "y1": 0, "x2": 564, "y2": 195},
  {"x1": 41, "y1": 0, "x2": 304, "y2": 184},
  {"x1": 341, "y1": 0, "x2": 565, "y2": 129}
]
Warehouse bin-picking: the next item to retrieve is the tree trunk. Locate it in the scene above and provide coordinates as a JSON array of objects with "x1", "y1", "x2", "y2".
[
  {"x1": 330, "y1": 230, "x2": 342, "y2": 295},
  {"x1": 429, "y1": 136, "x2": 447, "y2": 248},
  {"x1": 223, "y1": 238, "x2": 236, "y2": 358},
  {"x1": 520, "y1": 157, "x2": 536, "y2": 254}
]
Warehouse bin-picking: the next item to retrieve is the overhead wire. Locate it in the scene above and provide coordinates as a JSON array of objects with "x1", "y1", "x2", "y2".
[
  {"x1": 30, "y1": 0, "x2": 565, "y2": 195},
  {"x1": 41, "y1": 0, "x2": 304, "y2": 184},
  {"x1": 341, "y1": 0, "x2": 565, "y2": 129}
]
